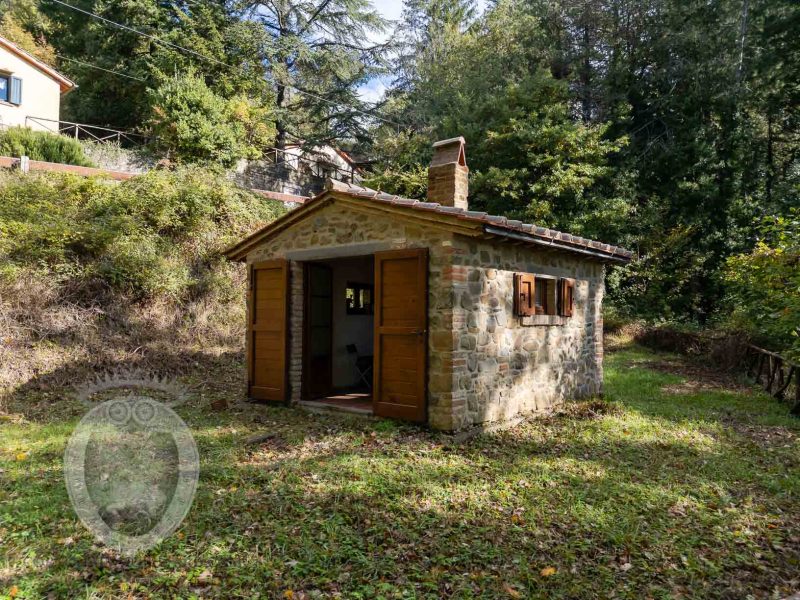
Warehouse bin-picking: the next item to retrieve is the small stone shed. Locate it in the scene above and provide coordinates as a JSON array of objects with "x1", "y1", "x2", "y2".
[{"x1": 225, "y1": 137, "x2": 633, "y2": 431}]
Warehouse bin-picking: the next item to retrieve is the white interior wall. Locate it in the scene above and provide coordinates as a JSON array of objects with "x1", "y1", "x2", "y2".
[{"x1": 326, "y1": 255, "x2": 374, "y2": 389}]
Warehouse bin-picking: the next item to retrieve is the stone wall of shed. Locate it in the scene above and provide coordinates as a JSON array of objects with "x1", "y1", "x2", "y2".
[
  {"x1": 447, "y1": 237, "x2": 605, "y2": 430},
  {"x1": 245, "y1": 201, "x2": 460, "y2": 429}
]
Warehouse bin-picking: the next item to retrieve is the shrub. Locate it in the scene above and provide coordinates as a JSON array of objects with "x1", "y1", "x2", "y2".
[
  {"x1": 724, "y1": 209, "x2": 800, "y2": 362},
  {"x1": 147, "y1": 74, "x2": 275, "y2": 167},
  {"x1": 363, "y1": 164, "x2": 429, "y2": 199},
  {"x1": 0, "y1": 168, "x2": 286, "y2": 301},
  {"x1": 0, "y1": 126, "x2": 95, "y2": 166}
]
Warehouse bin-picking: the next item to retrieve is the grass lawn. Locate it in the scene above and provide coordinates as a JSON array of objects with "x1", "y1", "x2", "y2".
[{"x1": 1, "y1": 343, "x2": 798, "y2": 599}]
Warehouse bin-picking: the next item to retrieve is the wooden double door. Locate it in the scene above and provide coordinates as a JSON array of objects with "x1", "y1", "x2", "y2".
[{"x1": 247, "y1": 249, "x2": 428, "y2": 423}]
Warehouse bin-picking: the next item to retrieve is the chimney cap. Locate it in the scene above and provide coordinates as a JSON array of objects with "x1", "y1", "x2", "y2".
[
  {"x1": 432, "y1": 136, "x2": 466, "y2": 148},
  {"x1": 431, "y1": 136, "x2": 467, "y2": 168}
]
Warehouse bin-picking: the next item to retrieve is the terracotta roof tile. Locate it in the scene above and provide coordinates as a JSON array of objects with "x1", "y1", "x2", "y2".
[
  {"x1": 316, "y1": 179, "x2": 635, "y2": 262},
  {"x1": 436, "y1": 206, "x2": 466, "y2": 214}
]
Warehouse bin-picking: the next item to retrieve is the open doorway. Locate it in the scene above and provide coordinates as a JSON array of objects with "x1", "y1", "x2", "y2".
[{"x1": 302, "y1": 255, "x2": 375, "y2": 412}]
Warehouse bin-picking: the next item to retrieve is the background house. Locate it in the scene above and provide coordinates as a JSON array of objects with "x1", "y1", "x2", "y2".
[
  {"x1": 0, "y1": 36, "x2": 75, "y2": 131},
  {"x1": 232, "y1": 144, "x2": 363, "y2": 198}
]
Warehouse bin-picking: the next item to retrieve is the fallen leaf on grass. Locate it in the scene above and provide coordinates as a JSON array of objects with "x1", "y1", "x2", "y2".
[
  {"x1": 503, "y1": 584, "x2": 521, "y2": 598},
  {"x1": 15, "y1": 453, "x2": 27, "y2": 461},
  {"x1": 540, "y1": 566, "x2": 557, "y2": 577},
  {"x1": 196, "y1": 569, "x2": 213, "y2": 584},
  {"x1": 9, "y1": 586, "x2": 19, "y2": 598}
]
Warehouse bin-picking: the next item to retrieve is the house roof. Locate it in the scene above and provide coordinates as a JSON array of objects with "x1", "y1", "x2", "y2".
[
  {"x1": 281, "y1": 143, "x2": 363, "y2": 173},
  {"x1": 0, "y1": 36, "x2": 77, "y2": 94},
  {"x1": 333, "y1": 148, "x2": 362, "y2": 173},
  {"x1": 224, "y1": 179, "x2": 635, "y2": 264}
]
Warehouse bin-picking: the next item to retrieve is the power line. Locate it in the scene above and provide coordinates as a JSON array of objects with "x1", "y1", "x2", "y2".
[
  {"x1": 44, "y1": 0, "x2": 410, "y2": 131},
  {"x1": 55, "y1": 53, "x2": 146, "y2": 82},
  {"x1": 47, "y1": 0, "x2": 230, "y2": 68}
]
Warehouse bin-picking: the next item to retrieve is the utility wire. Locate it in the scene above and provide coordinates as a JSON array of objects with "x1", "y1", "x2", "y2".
[
  {"x1": 55, "y1": 53, "x2": 146, "y2": 82},
  {"x1": 45, "y1": 0, "x2": 410, "y2": 130},
  {"x1": 47, "y1": 0, "x2": 230, "y2": 67}
]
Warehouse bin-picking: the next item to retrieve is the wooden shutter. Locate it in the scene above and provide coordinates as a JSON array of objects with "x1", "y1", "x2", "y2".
[
  {"x1": 514, "y1": 273, "x2": 536, "y2": 317},
  {"x1": 559, "y1": 279, "x2": 575, "y2": 317},
  {"x1": 373, "y1": 248, "x2": 428, "y2": 422},
  {"x1": 9, "y1": 77, "x2": 21, "y2": 105},
  {"x1": 247, "y1": 259, "x2": 289, "y2": 402}
]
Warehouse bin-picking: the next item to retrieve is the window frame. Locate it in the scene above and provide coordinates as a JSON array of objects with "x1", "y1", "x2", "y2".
[
  {"x1": 0, "y1": 74, "x2": 9, "y2": 103},
  {"x1": 345, "y1": 281, "x2": 374, "y2": 316},
  {"x1": 514, "y1": 273, "x2": 577, "y2": 323}
]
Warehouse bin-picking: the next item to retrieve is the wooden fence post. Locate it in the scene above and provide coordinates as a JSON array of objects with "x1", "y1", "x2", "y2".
[
  {"x1": 793, "y1": 379, "x2": 800, "y2": 416},
  {"x1": 746, "y1": 344, "x2": 799, "y2": 417}
]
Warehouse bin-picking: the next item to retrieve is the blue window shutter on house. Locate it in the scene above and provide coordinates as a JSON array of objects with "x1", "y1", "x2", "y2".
[{"x1": 10, "y1": 77, "x2": 22, "y2": 105}]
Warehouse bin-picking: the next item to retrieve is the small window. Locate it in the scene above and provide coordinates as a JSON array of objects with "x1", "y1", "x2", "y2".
[
  {"x1": 346, "y1": 282, "x2": 373, "y2": 315},
  {"x1": 514, "y1": 274, "x2": 576, "y2": 319},
  {"x1": 0, "y1": 75, "x2": 8, "y2": 103},
  {"x1": 535, "y1": 277, "x2": 557, "y2": 315}
]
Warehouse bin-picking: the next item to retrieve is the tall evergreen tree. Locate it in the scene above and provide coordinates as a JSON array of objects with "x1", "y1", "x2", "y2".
[
  {"x1": 38, "y1": 0, "x2": 269, "y2": 129},
  {"x1": 237, "y1": 0, "x2": 388, "y2": 148},
  {"x1": 392, "y1": 0, "x2": 477, "y2": 92}
]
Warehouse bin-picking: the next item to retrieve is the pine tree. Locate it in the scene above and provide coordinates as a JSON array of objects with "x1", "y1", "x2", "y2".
[{"x1": 237, "y1": 0, "x2": 388, "y2": 148}]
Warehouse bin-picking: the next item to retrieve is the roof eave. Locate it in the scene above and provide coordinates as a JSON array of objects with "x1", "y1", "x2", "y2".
[
  {"x1": 223, "y1": 191, "x2": 334, "y2": 261},
  {"x1": 223, "y1": 180, "x2": 635, "y2": 264},
  {"x1": 483, "y1": 225, "x2": 633, "y2": 264},
  {"x1": 0, "y1": 36, "x2": 77, "y2": 92}
]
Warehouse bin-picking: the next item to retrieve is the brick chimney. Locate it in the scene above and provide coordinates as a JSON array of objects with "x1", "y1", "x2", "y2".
[{"x1": 427, "y1": 136, "x2": 468, "y2": 210}]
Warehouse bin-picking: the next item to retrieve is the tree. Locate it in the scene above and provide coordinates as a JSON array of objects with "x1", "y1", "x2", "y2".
[
  {"x1": 392, "y1": 0, "x2": 477, "y2": 92},
  {"x1": 39, "y1": 0, "x2": 269, "y2": 129},
  {"x1": 370, "y1": 1, "x2": 632, "y2": 241},
  {"x1": 237, "y1": 0, "x2": 389, "y2": 148},
  {"x1": 724, "y1": 209, "x2": 800, "y2": 361},
  {"x1": 0, "y1": 0, "x2": 56, "y2": 62}
]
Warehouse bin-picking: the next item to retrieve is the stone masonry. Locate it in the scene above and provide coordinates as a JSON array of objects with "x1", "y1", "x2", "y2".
[
  {"x1": 444, "y1": 237, "x2": 605, "y2": 430},
  {"x1": 245, "y1": 198, "x2": 605, "y2": 432}
]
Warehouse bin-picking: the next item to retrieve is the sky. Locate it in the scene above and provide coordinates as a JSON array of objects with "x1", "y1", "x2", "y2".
[
  {"x1": 372, "y1": 0, "x2": 405, "y2": 22},
  {"x1": 356, "y1": 0, "x2": 487, "y2": 103},
  {"x1": 356, "y1": 0, "x2": 406, "y2": 104}
]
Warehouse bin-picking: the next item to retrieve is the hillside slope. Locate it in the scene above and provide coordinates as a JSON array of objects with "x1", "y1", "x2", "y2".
[{"x1": 0, "y1": 168, "x2": 285, "y2": 407}]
